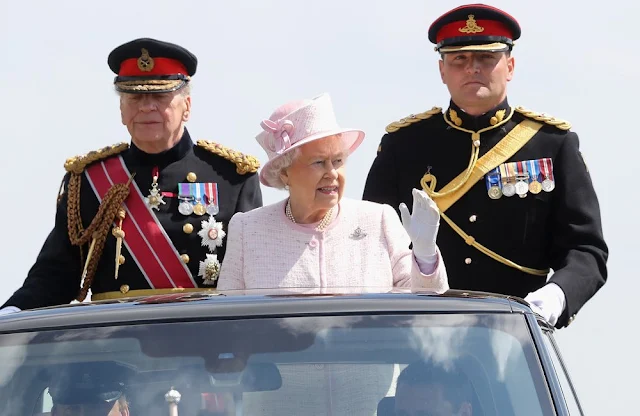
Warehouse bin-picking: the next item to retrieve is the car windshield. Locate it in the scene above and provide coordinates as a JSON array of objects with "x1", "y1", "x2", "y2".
[{"x1": 0, "y1": 312, "x2": 554, "y2": 416}]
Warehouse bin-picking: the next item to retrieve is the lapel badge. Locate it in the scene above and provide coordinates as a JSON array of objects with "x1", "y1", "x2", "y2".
[
  {"x1": 198, "y1": 253, "x2": 221, "y2": 285},
  {"x1": 198, "y1": 215, "x2": 226, "y2": 252},
  {"x1": 349, "y1": 227, "x2": 367, "y2": 240}
]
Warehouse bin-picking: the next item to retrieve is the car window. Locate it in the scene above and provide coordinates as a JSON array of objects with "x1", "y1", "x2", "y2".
[
  {"x1": 542, "y1": 330, "x2": 584, "y2": 415},
  {"x1": 0, "y1": 313, "x2": 555, "y2": 416}
]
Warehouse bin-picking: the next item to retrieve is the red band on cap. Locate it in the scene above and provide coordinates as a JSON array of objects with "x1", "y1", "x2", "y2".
[
  {"x1": 119, "y1": 57, "x2": 188, "y2": 77},
  {"x1": 436, "y1": 19, "x2": 513, "y2": 44}
]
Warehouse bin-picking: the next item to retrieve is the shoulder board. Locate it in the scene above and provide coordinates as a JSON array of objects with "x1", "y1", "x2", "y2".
[
  {"x1": 514, "y1": 106, "x2": 572, "y2": 131},
  {"x1": 64, "y1": 142, "x2": 129, "y2": 174},
  {"x1": 385, "y1": 107, "x2": 442, "y2": 133},
  {"x1": 196, "y1": 140, "x2": 260, "y2": 175}
]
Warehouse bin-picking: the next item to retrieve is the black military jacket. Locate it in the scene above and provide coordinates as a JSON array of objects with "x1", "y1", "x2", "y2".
[
  {"x1": 3, "y1": 129, "x2": 262, "y2": 310},
  {"x1": 362, "y1": 98, "x2": 608, "y2": 328}
]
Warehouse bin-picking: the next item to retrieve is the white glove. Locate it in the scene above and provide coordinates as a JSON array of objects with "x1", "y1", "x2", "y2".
[
  {"x1": 0, "y1": 306, "x2": 21, "y2": 316},
  {"x1": 525, "y1": 283, "x2": 566, "y2": 326},
  {"x1": 399, "y1": 188, "x2": 440, "y2": 262}
]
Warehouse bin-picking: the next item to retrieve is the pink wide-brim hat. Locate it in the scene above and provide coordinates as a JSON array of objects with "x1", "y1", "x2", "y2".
[{"x1": 255, "y1": 93, "x2": 365, "y2": 187}]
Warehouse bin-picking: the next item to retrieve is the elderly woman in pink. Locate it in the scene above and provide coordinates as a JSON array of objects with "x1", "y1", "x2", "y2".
[{"x1": 217, "y1": 93, "x2": 448, "y2": 292}]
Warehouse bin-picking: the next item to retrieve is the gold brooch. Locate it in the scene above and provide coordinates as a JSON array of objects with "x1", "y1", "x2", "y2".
[
  {"x1": 458, "y1": 14, "x2": 485, "y2": 34},
  {"x1": 137, "y1": 48, "x2": 155, "y2": 72}
]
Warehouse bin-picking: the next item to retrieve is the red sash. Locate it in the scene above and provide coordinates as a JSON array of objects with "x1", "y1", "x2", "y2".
[{"x1": 85, "y1": 156, "x2": 197, "y2": 289}]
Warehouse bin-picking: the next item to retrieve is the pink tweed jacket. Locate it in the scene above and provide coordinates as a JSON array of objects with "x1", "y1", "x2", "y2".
[{"x1": 217, "y1": 198, "x2": 448, "y2": 292}]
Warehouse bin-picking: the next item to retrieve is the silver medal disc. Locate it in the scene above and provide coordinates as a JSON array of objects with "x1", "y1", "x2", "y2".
[
  {"x1": 515, "y1": 181, "x2": 528, "y2": 195},
  {"x1": 542, "y1": 179, "x2": 555, "y2": 192},
  {"x1": 179, "y1": 201, "x2": 194, "y2": 215},
  {"x1": 502, "y1": 183, "x2": 516, "y2": 197},
  {"x1": 206, "y1": 204, "x2": 219, "y2": 216}
]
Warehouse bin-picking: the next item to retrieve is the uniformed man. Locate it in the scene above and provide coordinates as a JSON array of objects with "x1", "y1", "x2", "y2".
[
  {"x1": 0, "y1": 38, "x2": 262, "y2": 312},
  {"x1": 362, "y1": 4, "x2": 608, "y2": 328}
]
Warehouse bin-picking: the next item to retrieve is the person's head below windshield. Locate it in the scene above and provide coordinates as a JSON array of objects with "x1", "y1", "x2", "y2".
[
  {"x1": 395, "y1": 360, "x2": 474, "y2": 416},
  {"x1": 48, "y1": 361, "x2": 133, "y2": 416}
]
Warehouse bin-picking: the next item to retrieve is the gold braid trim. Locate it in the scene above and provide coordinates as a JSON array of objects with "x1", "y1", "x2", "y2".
[
  {"x1": 66, "y1": 171, "x2": 132, "y2": 302},
  {"x1": 196, "y1": 139, "x2": 260, "y2": 175},
  {"x1": 514, "y1": 106, "x2": 572, "y2": 130},
  {"x1": 421, "y1": 107, "x2": 515, "y2": 200},
  {"x1": 64, "y1": 143, "x2": 130, "y2": 174},
  {"x1": 385, "y1": 107, "x2": 442, "y2": 133}
]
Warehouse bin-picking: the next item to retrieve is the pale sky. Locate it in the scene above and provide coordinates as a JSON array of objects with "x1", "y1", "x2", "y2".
[{"x1": 2, "y1": 0, "x2": 638, "y2": 413}]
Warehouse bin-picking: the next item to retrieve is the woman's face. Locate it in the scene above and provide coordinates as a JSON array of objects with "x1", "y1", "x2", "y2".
[{"x1": 281, "y1": 135, "x2": 348, "y2": 220}]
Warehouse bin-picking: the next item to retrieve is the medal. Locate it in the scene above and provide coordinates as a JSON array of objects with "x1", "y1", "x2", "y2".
[
  {"x1": 198, "y1": 216, "x2": 226, "y2": 252},
  {"x1": 528, "y1": 159, "x2": 542, "y2": 194},
  {"x1": 198, "y1": 254, "x2": 221, "y2": 285},
  {"x1": 515, "y1": 180, "x2": 528, "y2": 195},
  {"x1": 145, "y1": 167, "x2": 166, "y2": 211},
  {"x1": 178, "y1": 183, "x2": 196, "y2": 215},
  {"x1": 193, "y1": 202, "x2": 206, "y2": 216},
  {"x1": 206, "y1": 204, "x2": 219, "y2": 216},
  {"x1": 542, "y1": 178, "x2": 555, "y2": 192},
  {"x1": 540, "y1": 158, "x2": 556, "y2": 192},
  {"x1": 485, "y1": 168, "x2": 502, "y2": 199},
  {"x1": 488, "y1": 186, "x2": 502, "y2": 199},
  {"x1": 178, "y1": 198, "x2": 194, "y2": 215},
  {"x1": 204, "y1": 183, "x2": 220, "y2": 216},
  {"x1": 502, "y1": 181, "x2": 516, "y2": 197},
  {"x1": 529, "y1": 181, "x2": 542, "y2": 194},
  {"x1": 499, "y1": 163, "x2": 515, "y2": 197},
  {"x1": 192, "y1": 183, "x2": 206, "y2": 216},
  {"x1": 514, "y1": 162, "x2": 529, "y2": 197}
]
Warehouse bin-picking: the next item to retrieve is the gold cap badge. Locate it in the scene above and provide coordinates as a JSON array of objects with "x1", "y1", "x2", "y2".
[
  {"x1": 137, "y1": 48, "x2": 155, "y2": 72},
  {"x1": 458, "y1": 15, "x2": 485, "y2": 34}
]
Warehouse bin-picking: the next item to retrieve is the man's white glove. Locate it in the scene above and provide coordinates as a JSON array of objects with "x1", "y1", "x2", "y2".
[
  {"x1": 399, "y1": 188, "x2": 440, "y2": 264},
  {"x1": 0, "y1": 306, "x2": 21, "y2": 316},
  {"x1": 525, "y1": 283, "x2": 566, "y2": 326}
]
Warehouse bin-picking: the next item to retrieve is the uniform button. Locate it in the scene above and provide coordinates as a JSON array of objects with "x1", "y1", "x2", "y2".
[
  {"x1": 118, "y1": 255, "x2": 125, "y2": 265},
  {"x1": 120, "y1": 285, "x2": 130, "y2": 294},
  {"x1": 469, "y1": 215, "x2": 477, "y2": 223},
  {"x1": 181, "y1": 254, "x2": 190, "y2": 264},
  {"x1": 309, "y1": 239, "x2": 318, "y2": 248},
  {"x1": 183, "y1": 223, "x2": 194, "y2": 234},
  {"x1": 186, "y1": 172, "x2": 197, "y2": 183},
  {"x1": 465, "y1": 258, "x2": 472, "y2": 264}
]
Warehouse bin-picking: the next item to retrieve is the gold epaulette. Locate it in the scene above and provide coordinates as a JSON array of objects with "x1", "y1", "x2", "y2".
[
  {"x1": 514, "y1": 106, "x2": 572, "y2": 131},
  {"x1": 196, "y1": 140, "x2": 260, "y2": 175},
  {"x1": 385, "y1": 107, "x2": 442, "y2": 133},
  {"x1": 64, "y1": 142, "x2": 130, "y2": 174}
]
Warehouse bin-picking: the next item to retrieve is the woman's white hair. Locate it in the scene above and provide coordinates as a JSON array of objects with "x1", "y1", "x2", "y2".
[
  {"x1": 262, "y1": 134, "x2": 347, "y2": 190},
  {"x1": 262, "y1": 148, "x2": 301, "y2": 190}
]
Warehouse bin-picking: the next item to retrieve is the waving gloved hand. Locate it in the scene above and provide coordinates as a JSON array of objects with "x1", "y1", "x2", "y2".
[{"x1": 399, "y1": 188, "x2": 440, "y2": 263}]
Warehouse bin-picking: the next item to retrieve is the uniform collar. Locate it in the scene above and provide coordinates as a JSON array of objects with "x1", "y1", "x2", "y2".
[
  {"x1": 445, "y1": 98, "x2": 511, "y2": 132},
  {"x1": 129, "y1": 128, "x2": 193, "y2": 167}
]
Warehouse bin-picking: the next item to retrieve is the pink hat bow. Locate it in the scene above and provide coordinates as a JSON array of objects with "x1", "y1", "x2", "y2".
[{"x1": 260, "y1": 118, "x2": 295, "y2": 154}]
